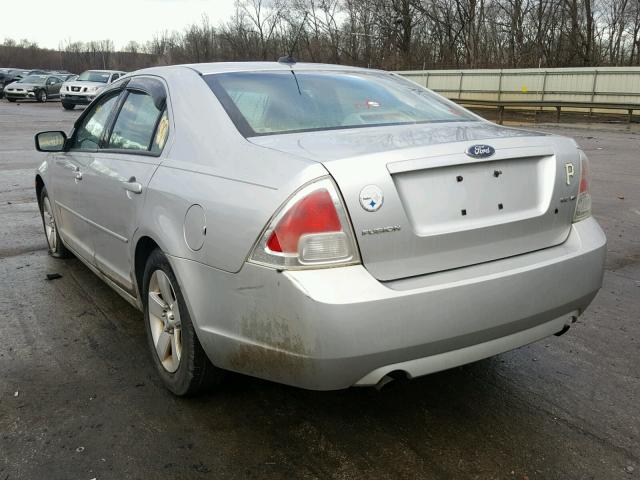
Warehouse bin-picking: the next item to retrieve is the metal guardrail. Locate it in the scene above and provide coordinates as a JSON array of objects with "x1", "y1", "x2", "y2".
[
  {"x1": 397, "y1": 67, "x2": 640, "y2": 122},
  {"x1": 452, "y1": 98, "x2": 640, "y2": 124}
]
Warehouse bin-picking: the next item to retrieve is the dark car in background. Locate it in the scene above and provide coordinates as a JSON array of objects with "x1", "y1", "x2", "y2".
[
  {"x1": 0, "y1": 69, "x2": 13, "y2": 98},
  {"x1": 0, "y1": 69, "x2": 30, "y2": 97},
  {"x1": 3, "y1": 74, "x2": 64, "y2": 102}
]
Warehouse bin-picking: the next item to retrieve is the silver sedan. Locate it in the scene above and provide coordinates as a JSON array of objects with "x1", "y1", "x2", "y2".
[{"x1": 34, "y1": 62, "x2": 606, "y2": 394}]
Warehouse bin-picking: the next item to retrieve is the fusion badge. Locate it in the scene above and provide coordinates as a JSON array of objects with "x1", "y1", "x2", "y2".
[{"x1": 359, "y1": 185, "x2": 384, "y2": 212}]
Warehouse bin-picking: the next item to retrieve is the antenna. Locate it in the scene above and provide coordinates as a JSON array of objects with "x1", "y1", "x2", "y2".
[{"x1": 278, "y1": 12, "x2": 308, "y2": 65}]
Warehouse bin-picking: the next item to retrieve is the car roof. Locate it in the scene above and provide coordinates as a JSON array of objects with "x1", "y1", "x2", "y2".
[
  {"x1": 84, "y1": 70, "x2": 126, "y2": 74},
  {"x1": 182, "y1": 61, "x2": 377, "y2": 76}
]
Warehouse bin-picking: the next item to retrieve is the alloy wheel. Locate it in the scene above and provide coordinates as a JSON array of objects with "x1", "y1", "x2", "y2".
[
  {"x1": 42, "y1": 196, "x2": 57, "y2": 251},
  {"x1": 148, "y1": 270, "x2": 182, "y2": 373}
]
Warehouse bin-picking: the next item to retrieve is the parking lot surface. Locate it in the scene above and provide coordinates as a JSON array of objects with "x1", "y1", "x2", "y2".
[{"x1": 0, "y1": 101, "x2": 638, "y2": 479}]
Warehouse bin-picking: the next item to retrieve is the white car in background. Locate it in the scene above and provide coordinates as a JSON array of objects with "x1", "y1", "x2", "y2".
[{"x1": 60, "y1": 69, "x2": 125, "y2": 110}]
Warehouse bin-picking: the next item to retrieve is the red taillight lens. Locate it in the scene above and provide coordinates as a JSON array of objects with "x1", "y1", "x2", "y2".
[
  {"x1": 579, "y1": 158, "x2": 589, "y2": 193},
  {"x1": 266, "y1": 189, "x2": 341, "y2": 253},
  {"x1": 250, "y1": 177, "x2": 360, "y2": 269},
  {"x1": 573, "y1": 152, "x2": 592, "y2": 222}
]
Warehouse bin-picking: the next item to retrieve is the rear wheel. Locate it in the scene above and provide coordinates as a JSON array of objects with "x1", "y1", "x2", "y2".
[
  {"x1": 143, "y1": 249, "x2": 222, "y2": 395},
  {"x1": 37, "y1": 90, "x2": 47, "y2": 103},
  {"x1": 62, "y1": 102, "x2": 75, "y2": 110},
  {"x1": 40, "y1": 187, "x2": 70, "y2": 258}
]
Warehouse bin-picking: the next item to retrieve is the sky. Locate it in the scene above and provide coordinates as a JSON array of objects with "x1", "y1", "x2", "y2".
[{"x1": 1, "y1": 0, "x2": 237, "y2": 50}]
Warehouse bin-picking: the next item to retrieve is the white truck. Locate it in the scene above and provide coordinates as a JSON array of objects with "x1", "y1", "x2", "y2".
[{"x1": 60, "y1": 70, "x2": 125, "y2": 110}]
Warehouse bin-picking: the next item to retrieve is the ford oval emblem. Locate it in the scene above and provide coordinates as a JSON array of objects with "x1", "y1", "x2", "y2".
[{"x1": 466, "y1": 144, "x2": 495, "y2": 159}]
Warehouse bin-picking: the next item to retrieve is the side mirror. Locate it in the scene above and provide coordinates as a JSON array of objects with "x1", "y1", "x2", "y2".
[{"x1": 35, "y1": 131, "x2": 67, "y2": 152}]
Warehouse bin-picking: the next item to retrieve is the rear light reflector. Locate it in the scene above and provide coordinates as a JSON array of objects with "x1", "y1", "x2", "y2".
[
  {"x1": 250, "y1": 177, "x2": 360, "y2": 269},
  {"x1": 299, "y1": 232, "x2": 350, "y2": 263}
]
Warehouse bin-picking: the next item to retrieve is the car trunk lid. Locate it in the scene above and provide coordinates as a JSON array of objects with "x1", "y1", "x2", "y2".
[{"x1": 250, "y1": 122, "x2": 580, "y2": 280}]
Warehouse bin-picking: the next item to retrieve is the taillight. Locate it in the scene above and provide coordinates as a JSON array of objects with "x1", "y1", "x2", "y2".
[
  {"x1": 250, "y1": 177, "x2": 360, "y2": 269},
  {"x1": 573, "y1": 151, "x2": 592, "y2": 222}
]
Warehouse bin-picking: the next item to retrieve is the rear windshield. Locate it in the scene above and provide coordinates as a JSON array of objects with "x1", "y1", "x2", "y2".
[
  {"x1": 19, "y1": 75, "x2": 47, "y2": 84},
  {"x1": 204, "y1": 70, "x2": 475, "y2": 136},
  {"x1": 77, "y1": 71, "x2": 111, "y2": 83}
]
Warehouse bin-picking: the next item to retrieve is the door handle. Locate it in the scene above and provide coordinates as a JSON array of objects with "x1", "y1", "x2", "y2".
[{"x1": 122, "y1": 177, "x2": 142, "y2": 194}]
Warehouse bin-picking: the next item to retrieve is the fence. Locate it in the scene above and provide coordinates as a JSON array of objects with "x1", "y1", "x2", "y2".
[{"x1": 397, "y1": 67, "x2": 640, "y2": 120}]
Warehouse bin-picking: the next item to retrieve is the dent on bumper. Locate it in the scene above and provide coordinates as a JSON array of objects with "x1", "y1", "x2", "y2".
[{"x1": 170, "y1": 217, "x2": 606, "y2": 390}]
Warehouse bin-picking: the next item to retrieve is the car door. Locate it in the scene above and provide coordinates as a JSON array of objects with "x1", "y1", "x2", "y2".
[
  {"x1": 46, "y1": 76, "x2": 62, "y2": 98},
  {"x1": 80, "y1": 77, "x2": 169, "y2": 293},
  {"x1": 50, "y1": 91, "x2": 123, "y2": 264}
]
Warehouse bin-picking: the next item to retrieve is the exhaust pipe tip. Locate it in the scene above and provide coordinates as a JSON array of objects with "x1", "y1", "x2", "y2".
[
  {"x1": 374, "y1": 370, "x2": 409, "y2": 391},
  {"x1": 554, "y1": 324, "x2": 571, "y2": 337},
  {"x1": 374, "y1": 374, "x2": 395, "y2": 391}
]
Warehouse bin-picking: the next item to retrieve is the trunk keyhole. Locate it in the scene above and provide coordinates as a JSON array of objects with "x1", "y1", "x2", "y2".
[
  {"x1": 456, "y1": 175, "x2": 463, "y2": 182},
  {"x1": 498, "y1": 203, "x2": 503, "y2": 210},
  {"x1": 494, "y1": 170, "x2": 503, "y2": 178},
  {"x1": 461, "y1": 209, "x2": 467, "y2": 216}
]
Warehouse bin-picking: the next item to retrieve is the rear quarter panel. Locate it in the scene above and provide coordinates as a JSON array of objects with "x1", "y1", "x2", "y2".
[{"x1": 136, "y1": 67, "x2": 327, "y2": 273}]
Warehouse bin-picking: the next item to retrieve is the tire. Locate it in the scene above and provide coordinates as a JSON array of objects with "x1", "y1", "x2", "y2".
[
  {"x1": 143, "y1": 248, "x2": 222, "y2": 396},
  {"x1": 37, "y1": 90, "x2": 47, "y2": 103},
  {"x1": 7, "y1": 98, "x2": 16, "y2": 103},
  {"x1": 62, "y1": 102, "x2": 75, "y2": 110},
  {"x1": 39, "y1": 187, "x2": 70, "y2": 258}
]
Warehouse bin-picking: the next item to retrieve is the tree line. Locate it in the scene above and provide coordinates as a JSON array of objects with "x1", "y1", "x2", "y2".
[{"x1": 3, "y1": 0, "x2": 640, "y2": 73}]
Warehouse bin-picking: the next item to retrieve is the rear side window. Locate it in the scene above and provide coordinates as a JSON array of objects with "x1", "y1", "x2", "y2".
[
  {"x1": 72, "y1": 93, "x2": 120, "y2": 151},
  {"x1": 107, "y1": 91, "x2": 164, "y2": 152},
  {"x1": 151, "y1": 110, "x2": 169, "y2": 154}
]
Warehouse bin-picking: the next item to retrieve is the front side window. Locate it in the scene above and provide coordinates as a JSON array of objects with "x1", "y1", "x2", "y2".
[
  {"x1": 71, "y1": 94, "x2": 120, "y2": 151},
  {"x1": 204, "y1": 71, "x2": 475, "y2": 136},
  {"x1": 107, "y1": 91, "x2": 164, "y2": 152}
]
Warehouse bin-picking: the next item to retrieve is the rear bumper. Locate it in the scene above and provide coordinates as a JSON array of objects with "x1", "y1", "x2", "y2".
[{"x1": 172, "y1": 217, "x2": 606, "y2": 390}]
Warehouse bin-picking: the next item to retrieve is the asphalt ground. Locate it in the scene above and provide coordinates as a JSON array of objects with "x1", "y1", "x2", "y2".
[{"x1": 0, "y1": 101, "x2": 638, "y2": 480}]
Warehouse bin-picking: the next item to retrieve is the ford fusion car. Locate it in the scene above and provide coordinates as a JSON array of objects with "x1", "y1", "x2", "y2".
[
  {"x1": 4, "y1": 74, "x2": 64, "y2": 102},
  {"x1": 60, "y1": 69, "x2": 125, "y2": 110},
  {"x1": 33, "y1": 62, "x2": 606, "y2": 395}
]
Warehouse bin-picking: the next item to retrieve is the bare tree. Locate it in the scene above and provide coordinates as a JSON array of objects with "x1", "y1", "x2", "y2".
[{"x1": 4, "y1": 0, "x2": 640, "y2": 72}]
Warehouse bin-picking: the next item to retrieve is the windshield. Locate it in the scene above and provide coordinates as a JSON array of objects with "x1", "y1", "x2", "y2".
[
  {"x1": 204, "y1": 70, "x2": 475, "y2": 136},
  {"x1": 77, "y1": 71, "x2": 111, "y2": 83},
  {"x1": 19, "y1": 75, "x2": 47, "y2": 84}
]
